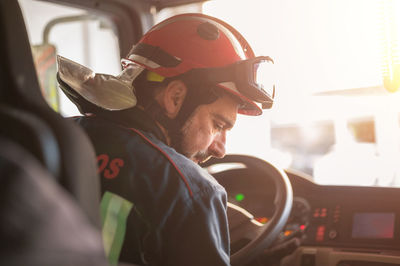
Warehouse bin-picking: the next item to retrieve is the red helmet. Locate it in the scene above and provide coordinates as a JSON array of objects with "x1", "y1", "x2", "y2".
[{"x1": 122, "y1": 13, "x2": 275, "y2": 116}]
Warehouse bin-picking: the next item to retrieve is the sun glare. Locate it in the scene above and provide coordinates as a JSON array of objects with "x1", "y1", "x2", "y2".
[
  {"x1": 381, "y1": 0, "x2": 400, "y2": 92},
  {"x1": 203, "y1": 0, "x2": 400, "y2": 186}
]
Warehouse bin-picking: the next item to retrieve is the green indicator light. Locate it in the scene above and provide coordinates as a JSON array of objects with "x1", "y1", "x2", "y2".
[{"x1": 235, "y1": 193, "x2": 245, "y2": 202}]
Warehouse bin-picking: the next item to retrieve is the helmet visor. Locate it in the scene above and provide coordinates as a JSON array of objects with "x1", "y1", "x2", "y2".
[{"x1": 253, "y1": 58, "x2": 275, "y2": 100}]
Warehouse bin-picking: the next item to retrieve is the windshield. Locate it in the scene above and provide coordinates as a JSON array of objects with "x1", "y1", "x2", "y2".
[
  {"x1": 22, "y1": 0, "x2": 400, "y2": 188},
  {"x1": 195, "y1": 0, "x2": 400, "y2": 187}
]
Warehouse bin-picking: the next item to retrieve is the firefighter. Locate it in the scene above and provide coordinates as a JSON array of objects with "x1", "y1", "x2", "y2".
[{"x1": 58, "y1": 13, "x2": 275, "y2": 265}]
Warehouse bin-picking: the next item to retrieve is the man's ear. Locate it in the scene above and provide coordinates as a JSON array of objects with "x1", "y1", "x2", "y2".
[{"x1": 161, "y1": 80, "x2": 187, "y2": 118}]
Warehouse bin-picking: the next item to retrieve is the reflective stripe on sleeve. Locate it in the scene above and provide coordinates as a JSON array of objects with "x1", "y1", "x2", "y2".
[{"x1": 101, "y1": 191, "x2": 133, "y2": 265}]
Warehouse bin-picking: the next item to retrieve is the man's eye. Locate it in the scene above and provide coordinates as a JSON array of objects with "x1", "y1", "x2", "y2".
[{"x1": 214, "y1": 122, "x2": 224, "y2": 131}]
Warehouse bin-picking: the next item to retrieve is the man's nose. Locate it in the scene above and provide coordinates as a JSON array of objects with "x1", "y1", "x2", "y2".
[{"x1": 208, "y1": 132, "x2": 226, "y2": 158}]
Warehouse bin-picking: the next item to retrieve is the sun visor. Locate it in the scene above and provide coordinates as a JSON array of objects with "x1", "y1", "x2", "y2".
[{"x1": 57, "y1": 55, "x2": 142, "y2": 111}]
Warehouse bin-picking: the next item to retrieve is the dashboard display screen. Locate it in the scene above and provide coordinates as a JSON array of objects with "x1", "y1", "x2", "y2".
[{"x1": 352, "y1": 212, "x2": 395, "y2": 239}]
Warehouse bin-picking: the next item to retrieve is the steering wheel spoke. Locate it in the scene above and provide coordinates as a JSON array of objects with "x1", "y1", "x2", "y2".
[{"x1": 228, "y1": 202, "x2": 264, "y2": 242}]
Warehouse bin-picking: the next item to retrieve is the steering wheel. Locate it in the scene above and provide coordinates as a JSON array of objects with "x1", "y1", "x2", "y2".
[{"x1": 202, "y1": 154, "x2": 293, "y2": 265}]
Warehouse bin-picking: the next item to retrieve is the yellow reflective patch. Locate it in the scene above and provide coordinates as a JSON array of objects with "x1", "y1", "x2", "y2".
[{"x1": 147, "y1": 71, "x2": 165, "y2": 82}]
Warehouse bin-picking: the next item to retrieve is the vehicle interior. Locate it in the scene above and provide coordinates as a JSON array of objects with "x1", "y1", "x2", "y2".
[{"x1": 2, "y1": 0, "x2": 400, "y2": 265}]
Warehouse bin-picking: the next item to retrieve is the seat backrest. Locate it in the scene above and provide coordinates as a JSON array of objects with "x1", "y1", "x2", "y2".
[
  {"x1": 0, "y1": 0, "x2": 101, "y2": 227},
  {"x1": 0, "y1": 105, "x2": 60, "y2": 176},
  {"x1": 0, "y1": 137, "x2": 108, "y2": 266}
]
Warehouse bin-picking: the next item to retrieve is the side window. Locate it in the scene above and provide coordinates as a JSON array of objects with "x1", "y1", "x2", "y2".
[{"x1": 18, "y1": 0, "x2": 121, "y2": 117}]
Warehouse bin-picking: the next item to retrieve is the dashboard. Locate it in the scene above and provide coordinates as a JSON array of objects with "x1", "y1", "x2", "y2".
[
  {"x1": 211, "y1": 165, "x2": 400, "y2": 266},
  {"x1": 286, "y1": 170, "x2": 400, "y2": 252}
]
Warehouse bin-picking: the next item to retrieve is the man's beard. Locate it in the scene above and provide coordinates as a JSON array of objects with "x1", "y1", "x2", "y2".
[{"x1": 169, "y1": 125, "x2": 211, "y2": 164}]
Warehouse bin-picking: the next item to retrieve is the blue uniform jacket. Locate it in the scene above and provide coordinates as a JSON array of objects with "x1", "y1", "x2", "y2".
[{"x1": 74, "y1": 109, "x2": 230, "y2": 266}]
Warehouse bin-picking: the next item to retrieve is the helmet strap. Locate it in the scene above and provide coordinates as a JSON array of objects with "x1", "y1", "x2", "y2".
[
  {"x1": 144, "y1": 100, "x2": 178, "y2": 130},
  {"x1": 143, "y1": 82, "x2": 219, "y2": 152},
  {"x1": 169, "y1": 83, "x2": 219, "y2": 146}
]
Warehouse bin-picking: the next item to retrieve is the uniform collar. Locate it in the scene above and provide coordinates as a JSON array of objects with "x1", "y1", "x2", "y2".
[{"x1": 93, "y1": 107, "x2": 168, "y2": 144}]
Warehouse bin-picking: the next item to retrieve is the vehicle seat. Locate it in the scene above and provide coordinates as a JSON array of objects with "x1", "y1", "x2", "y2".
[
  {"x1": 0, "y1": 2, "x2": 143, "y2": 265},
  {"x1": 0, "y1": 136, "x2": 108, "y2": 266},
  {"x1": 0, "y1": 0, "x2": 101, "y2": 227}
]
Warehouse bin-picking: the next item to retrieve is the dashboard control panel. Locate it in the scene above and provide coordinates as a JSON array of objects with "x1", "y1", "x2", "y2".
[{"x1": 302, "y1": 201, "x2": 400, "y2": 250}]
